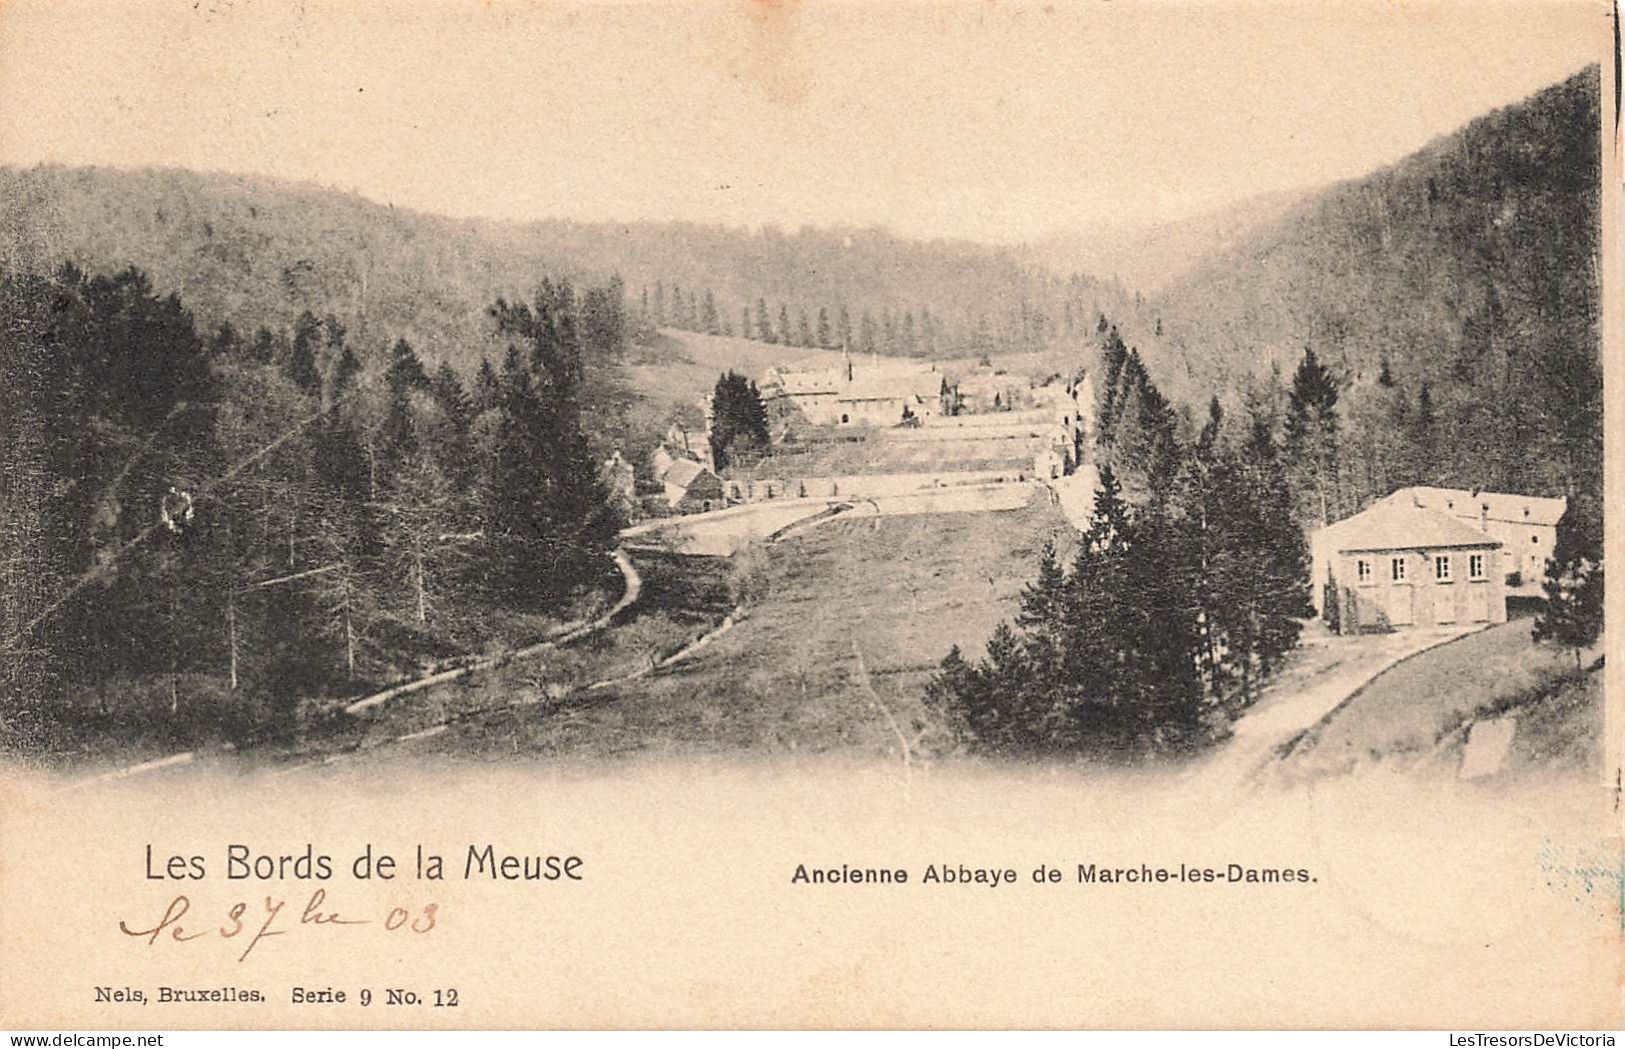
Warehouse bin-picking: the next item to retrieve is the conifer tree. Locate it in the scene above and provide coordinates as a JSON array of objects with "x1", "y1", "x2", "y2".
[
  {"x1": 859, "y1": 311, "x2": 878, "y2": 356},
  {"x1": 285, "y1": 310, "x2": 323, "y2": 394},
  {"x1": 252, "y1": 327, "x2": 277, "y2": 364},
  {"x1": 471, "y1": 357, "x2": 501, "y2": 416},
  {"x1": 756, "y1": 299, "x2": 775, "y2": 345},
  {"x1": 1534, "y1": 495, "x2": 1604, "y2": 667},
  {"x1": 709, "y1": 371, "x2": 770, "y2": 470},
  {"x1": 701, "y1": 290, "x2": 720, "y2": 335},
  {"x1": 1285, "y1": 346, "x2": 1342, "y2": 525}
]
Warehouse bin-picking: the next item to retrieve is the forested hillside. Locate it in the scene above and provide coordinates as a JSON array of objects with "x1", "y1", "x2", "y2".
[
  {"x1": 931, "y1": 67, "x2": 1606, "y2": 759},
  {"x1": 1140, "y1": 66, "x2": 1601, "y2": 509},
  {"x1": 0, "y1": 263, "x2": 623, "y2": 761},
  {"x1": 0, "y1": 166, "x2": 1126, "y2": 373}
]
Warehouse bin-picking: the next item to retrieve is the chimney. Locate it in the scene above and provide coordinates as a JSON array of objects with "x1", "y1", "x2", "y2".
[{"x1": 1480, "y1": 503, "x2": 1489, "y2": 534}]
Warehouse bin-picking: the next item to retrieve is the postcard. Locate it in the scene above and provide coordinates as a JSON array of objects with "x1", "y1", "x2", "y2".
[{"x1": 0, "y1": 0, "x2": 1619, "y2": 1030}]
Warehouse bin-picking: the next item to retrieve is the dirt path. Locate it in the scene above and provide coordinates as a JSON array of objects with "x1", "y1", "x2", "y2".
[{"x1": 1183, "y1": 624, "x2": 1483, "y2": 793}]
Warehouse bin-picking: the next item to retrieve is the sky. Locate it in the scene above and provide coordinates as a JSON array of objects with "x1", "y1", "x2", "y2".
[{"x1": 0, "y1": 0, "x2": 1608, "y2": 244}]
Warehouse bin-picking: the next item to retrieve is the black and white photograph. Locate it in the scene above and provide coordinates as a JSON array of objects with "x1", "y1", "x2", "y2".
[{"x1": 0, "y1": 0, "x2": 1616, "y2": 1031}]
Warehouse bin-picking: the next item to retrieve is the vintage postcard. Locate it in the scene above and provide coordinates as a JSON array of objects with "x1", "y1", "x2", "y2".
[{"x1": 0, "y1": 0, "x2": 1619, "y2": 1031}]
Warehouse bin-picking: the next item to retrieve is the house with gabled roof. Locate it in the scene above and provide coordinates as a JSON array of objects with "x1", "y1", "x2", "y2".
[
  {"x1": 1311, "y1": 500, "x2": 1507, "y2": 635},
  {"x1": 658, "y1": 457, "x2": 725, "y2": 512}
]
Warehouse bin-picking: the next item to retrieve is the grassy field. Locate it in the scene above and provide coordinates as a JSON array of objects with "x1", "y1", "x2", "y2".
[
  {"x1": 399, "y1": 499, "x2": 1072, "y2": 764},
  {"x1": 624, "y1": 329, "x2": 848, "y2": 408},
  {"x1": 1282, "y1": 615, "x2": 1604, "y2": 778}
]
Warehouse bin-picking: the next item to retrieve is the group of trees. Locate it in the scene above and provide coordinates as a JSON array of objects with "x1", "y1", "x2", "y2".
[
  {"x1": 928, "y1": 322, "x2": 1318, "y2": 756},
  {"x1": 0, "y1": 263, "x2": 624, "y2": 752},
  {"x1": 707, "y1": 372, "x2": 770, "y2": 471},
  {"x1": 634, "y1": 281, "x2": 731, "y2": 342},
  {"x1": 632, "y1": 277, "x2": 1122, "y2": 363}
]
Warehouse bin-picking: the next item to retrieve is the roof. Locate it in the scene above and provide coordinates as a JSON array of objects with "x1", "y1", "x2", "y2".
[
  {"x1": 767, "y1": 359, "x2": 941, "y2": 402},
  {"x1": 659, "y1": 458, "x2": 714, "y2": 490},
  {"x1": 1315, "y1": 501, "x2": 1502, "y2": 554},
  {"x1": 1381, "y1": 486, "x2": 1567, "y2": 527}
]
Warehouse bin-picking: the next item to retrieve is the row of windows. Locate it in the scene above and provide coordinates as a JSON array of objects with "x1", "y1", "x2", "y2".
[{"x1": 1355, "y1": 553, "x2": 1486, "y2": 584}]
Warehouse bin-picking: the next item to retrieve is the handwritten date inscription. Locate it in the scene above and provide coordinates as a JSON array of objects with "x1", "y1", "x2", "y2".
[{"x1": 119, "y1": 889, "x2": 436, "y2": 962}]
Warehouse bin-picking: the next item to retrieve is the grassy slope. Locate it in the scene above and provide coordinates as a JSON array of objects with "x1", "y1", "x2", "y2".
[
  {"x1": 1283, "y1": 616, "x2": 1603, "y2": 776},
  {"x1": 625, "y1": 328, "x2": 849, "y2": 409},
  {"x1": 411, "y1": 499, "x2": 1071, "y2": 763},
  {"x1": 1503, "y1": 668, "x2": 1602, "y2": 774}
]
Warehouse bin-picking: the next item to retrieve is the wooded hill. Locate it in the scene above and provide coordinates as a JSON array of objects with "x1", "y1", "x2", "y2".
[
  {"x1": 1134, "y1": 66, "x2": 1602, "y2": 506},
  {"x1": 0, "y1": 165, "x2": 1128, "y2": 374},
  {"x1": 929, "y1": 67, "x2": 1606, "y2": 760}
]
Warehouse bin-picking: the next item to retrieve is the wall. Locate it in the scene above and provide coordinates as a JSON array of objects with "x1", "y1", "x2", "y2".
[{"x1": 1328, "y1": 547, "x2": 1506, "y2": 635}]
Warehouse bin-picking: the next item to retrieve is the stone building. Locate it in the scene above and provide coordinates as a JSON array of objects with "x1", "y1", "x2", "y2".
[
  {"x1": 1374, "y1": 487, "x2": 1566, "y2": 594},
  {"x1": 659, "y1": 458, "x2": 725, "y2": 512},
  {"x1": 1312, "y1": 500, "x2": 1507, "y2": 635},
  {"x1": 761, "y1": 353, "x2": 942, "y2": 427}
]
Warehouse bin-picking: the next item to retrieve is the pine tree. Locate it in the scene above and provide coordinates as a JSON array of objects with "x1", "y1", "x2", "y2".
[
  {"x1": 285, "y1": 310, "x2": 323, "y2": 394},
  {"x1": 816, "y1": 306, "x2": 833, "y2": 349},
  {"x1": 479, "y1": 294, "x2": 620, "y2": 605},
  {"x1": 1285, "y1": 347, "x2": 1341, "y2": 526},
  {"x1": 1533, "y1": 495, "x2": 1604, "y2": 666},
  {"x1": 701, "y1": 290, "x2": 720, "y2": 335},
  {"x1": 471, "y1": 357, "x2": 501, "y2": 416},
  {"x1": 381, "y1": 338, "x2": 430, "y2": 470},
  {"x1": 582, "y1": 276, "x2": 628, "y2": 357},
  {"x1": 756, "y1": 299, "x2": 774, "y2": 345},
  {"x1": 426, "y1": 362, "x2": 474, "y2": 484},
  {"x1": 1174, "y1": 404, "x2": 1312, "y2": 706},
  {"x1": 1120, "y1": 494, "x2": 1205, "y2": 744},
  {"x1": 859, "y1": 311, "x2": 877, "y2": 355},
  {"x1": 777, "y1": 304, "x2": 793, "y2": 347},
  {"x1": 709, "y1": 371, "x2": 771, "y2": 470},
  {"x1": 305, "y1": 505, "x2": 382, "y2": 683},
  {"x1": 251, "y1": 327, "x2": 277, "y2": 364}
]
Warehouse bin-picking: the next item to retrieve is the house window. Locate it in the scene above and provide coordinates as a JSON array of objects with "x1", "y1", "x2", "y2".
[
  {"x1": 1531, "y1": 535, "x2": 1538, "y2": 544},
  {"x1": 1469, "y1": 554, "x2": 1486, "y2": 580},
  {"x1": 1391, "y1": 557, "x2": 1407, "y2": 582},
  {"x1": 1434, "y1": 555, "x2": 1451, "y2": 582},
  {"x1": 1356, "y1": 559, "x2": 1372, "y2": 584}
]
